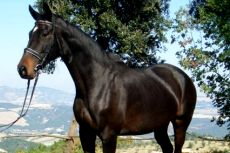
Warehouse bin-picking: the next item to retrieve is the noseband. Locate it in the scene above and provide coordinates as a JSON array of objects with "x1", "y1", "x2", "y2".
[
  {"x1": 24, "y1": 19, "x2": 55, "y2": 71},
  {"x1": 24, "y1": 47, "x2": 48, "y2": 71}
]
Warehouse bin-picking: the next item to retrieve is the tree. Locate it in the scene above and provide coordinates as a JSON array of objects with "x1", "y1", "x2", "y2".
[
  {"x1": 173, "y1": 0, "x2": 230, "y2": 139},
  {"x1": 35, "y1": 0, "x2": 171, "y2": 68}
]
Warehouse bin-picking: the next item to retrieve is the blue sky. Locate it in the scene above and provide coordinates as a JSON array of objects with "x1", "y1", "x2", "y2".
[
  {"x1": 0, "y1": 1, "x2": 75, "y2": 93},
  {"x1": 0, "y1": 1, "x2": 190, "y2": 94}
]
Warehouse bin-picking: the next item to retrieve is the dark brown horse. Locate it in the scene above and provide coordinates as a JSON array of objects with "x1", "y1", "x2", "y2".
[{"x1": 17, "y1": 4, "x2": 196, "y2": 153}]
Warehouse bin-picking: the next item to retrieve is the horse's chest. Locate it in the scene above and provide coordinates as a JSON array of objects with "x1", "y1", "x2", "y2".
[{"x1": 73, "y1": 98, "x2": 97, "y2": 128}]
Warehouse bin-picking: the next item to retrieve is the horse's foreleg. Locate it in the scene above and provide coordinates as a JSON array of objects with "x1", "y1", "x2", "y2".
[
  {"x1": 100, "y1": 127, "x2": 117, "y2": 153},
  {"x1": 73, "y1": 99, "x2": 96, "y2": 153},
  {"x1": 79, "y1": 123, "x2": 96, "y2": 153},
  {"x1": 102, "y1": 136, "x2": 117, "y2": 153},
  {"x1": 154, "y1": 125, "x2": 173, "y2": 153}
]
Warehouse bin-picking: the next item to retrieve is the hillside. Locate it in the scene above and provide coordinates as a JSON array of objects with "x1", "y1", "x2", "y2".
[
  {"x1": 0, "y1": 138, "x2": 39, "y2": 153},
  {"x1": 3, "y1": 137, "x2": 229, "y2": 153},
  {"x1": 0, "y1": 86, "x2": 228, "y2": 152}
]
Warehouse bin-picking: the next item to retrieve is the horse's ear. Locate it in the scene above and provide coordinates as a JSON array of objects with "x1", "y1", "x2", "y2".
[
  {"x1": 29, "y1": 5, "x2": 40, "y2": 21},
  {"x1": 42, "y1": 3, "x2": 52, "y2": 21}
]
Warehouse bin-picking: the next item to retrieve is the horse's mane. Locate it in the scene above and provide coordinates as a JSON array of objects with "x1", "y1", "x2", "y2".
[{"x1": 57, "y1": 16, "x2": 125, "y2": 65}]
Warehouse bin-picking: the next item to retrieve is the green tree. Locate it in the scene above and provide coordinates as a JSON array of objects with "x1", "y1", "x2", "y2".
[
  {"x1": 173, "y1": 0, "x2": 230, "y2": 139},
  {"x1": 35, "y1": 0, "x2": 171, "y2": 67}
]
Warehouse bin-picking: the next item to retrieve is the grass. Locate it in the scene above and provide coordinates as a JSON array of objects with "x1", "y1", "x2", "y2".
[{"x1": 11, "y1": 136, "x2": 230, "y2": 153}]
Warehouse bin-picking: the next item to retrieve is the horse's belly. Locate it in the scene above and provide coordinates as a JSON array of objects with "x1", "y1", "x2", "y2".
[{"x1": 121, "y1": 100, "x2": 177, "y2": 135}]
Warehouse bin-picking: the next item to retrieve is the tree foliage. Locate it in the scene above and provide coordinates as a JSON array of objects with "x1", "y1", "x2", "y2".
[
  {"x1": 173, "y1": 0, "x2": 230, "y2": 139},
  {"x1": 35, "y1": 0, "x2": 171, "y2": 67}
]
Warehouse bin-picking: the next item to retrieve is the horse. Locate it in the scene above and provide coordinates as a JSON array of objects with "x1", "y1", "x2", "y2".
[{"x1": 17, "y1": 3, "x2": 196, "y2": 153}]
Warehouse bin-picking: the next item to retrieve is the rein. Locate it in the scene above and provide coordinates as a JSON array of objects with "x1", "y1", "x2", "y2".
[
  {"x1": 0, "y1": 17, "x2": 57, "y2": 132},
  {"x1": 0, "y1": 72, "x2": 39, "y2": 132}
]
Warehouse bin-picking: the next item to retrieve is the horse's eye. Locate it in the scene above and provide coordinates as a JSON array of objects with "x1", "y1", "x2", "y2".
[{"x1": 42, "y1": 30, "x2": 49, "y2": 37}]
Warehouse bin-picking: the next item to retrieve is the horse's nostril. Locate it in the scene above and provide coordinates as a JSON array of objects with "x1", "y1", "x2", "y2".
[{"x1": 18, "y1": 66, "x2": 27, "y2": 77}]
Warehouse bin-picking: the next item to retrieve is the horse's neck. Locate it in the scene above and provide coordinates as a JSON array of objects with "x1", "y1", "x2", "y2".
[{"x1": 60, "y1": 23, "x2": 110, "y2": 97}]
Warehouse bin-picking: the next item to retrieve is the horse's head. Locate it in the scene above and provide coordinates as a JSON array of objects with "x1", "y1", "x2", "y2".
[{"x1": 18, "y1": 3, "x2": 60, "y2": 79}]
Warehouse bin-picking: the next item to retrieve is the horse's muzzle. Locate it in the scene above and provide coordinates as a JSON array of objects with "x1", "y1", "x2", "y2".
[
  {"x1": 18, "y1": 66, "x2": 27, "y2": 77},
  {"x1": 18, "y1": 65, "x2": 34, "y2": 79}
]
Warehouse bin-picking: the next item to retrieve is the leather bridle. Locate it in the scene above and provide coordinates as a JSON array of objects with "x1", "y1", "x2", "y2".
[
  {"x1": 24, "y1": 19, "x2": 56, "y2": 72},
  {"x1": 0, "y1": 18, "x2": 57, "y2": 132}
]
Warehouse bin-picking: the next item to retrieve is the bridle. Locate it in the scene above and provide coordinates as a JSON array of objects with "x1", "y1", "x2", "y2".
[
  {"x1": 0, "y1": 18, "x2": 56, "y2": 132},
  {"x1": 24, "y1": 19, "x2": 56, "y2": 72}
]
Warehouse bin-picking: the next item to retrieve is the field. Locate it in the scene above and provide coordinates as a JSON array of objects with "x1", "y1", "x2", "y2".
[
  {"x1": 65, "y1": 136, "x2": 230, "y2": 153},
  {"x1": 115, "y1": 139, "x2": 230, "y2": 153},
  {"x1": 1, "y1": 136, "x2": 229, "y2": 153}
]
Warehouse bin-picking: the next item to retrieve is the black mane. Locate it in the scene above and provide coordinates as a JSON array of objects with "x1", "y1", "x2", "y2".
[{"x1": 56, "y1": 17, "x2": 120, "y2": 65}]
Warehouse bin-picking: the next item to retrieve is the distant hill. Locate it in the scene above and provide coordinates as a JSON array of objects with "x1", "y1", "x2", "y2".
[
  {"x1": 0, "y1": 138, "x2": 39, "y2": 153},
  {"x1": 0, "y1": 86, "x2": 74, "y2": 106},
  {"x1": 0, "y1": 86, "x2": 228, "y2": 138},
  {"x1": 0, "y1": 86, "x2": 74, "y2": 134}
]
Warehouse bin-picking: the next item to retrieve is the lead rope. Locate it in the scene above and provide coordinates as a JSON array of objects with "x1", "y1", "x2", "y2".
[
  {"x1": 0, "y1": 17, "x2": 56, "y2": 132},
  {"x1": 0, "y1": 72, "x2": 40, "y2": 132}
]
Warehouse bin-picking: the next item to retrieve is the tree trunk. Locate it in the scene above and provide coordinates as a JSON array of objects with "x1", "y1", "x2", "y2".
[{"x1": 64, "y1": 116, "x2": 78, "y2": 153}]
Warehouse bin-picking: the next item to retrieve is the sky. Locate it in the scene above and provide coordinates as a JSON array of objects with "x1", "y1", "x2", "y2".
[
  {"x1": 0, "y1": 1, "x2": 192, "y2": 95},
  {"x1": 0, "y1": 1, "x2": 75, "y2": 93}
]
